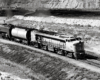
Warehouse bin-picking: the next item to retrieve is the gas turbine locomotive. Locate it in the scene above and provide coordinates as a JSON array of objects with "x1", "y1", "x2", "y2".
[{"x1": 0, "y1": 24, "x2": 85, "y2": 59}]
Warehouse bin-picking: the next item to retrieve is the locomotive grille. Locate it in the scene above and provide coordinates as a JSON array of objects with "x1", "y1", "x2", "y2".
[{"x1": 75, "y1": 42, "x2": 84, "y2": 52}]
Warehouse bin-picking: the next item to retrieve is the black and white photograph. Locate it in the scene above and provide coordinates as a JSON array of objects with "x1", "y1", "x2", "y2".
[{"x1": 0, "y1": 0, "x2": 100, "y2": 80}]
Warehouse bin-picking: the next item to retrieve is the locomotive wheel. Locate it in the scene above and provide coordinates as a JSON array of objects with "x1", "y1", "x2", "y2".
[
  {"x1": 34, "y1": 43, "x2": 38, "y2": 48},
  {"x1": 1, "y1": 35, "x2": 5, "y2": 39},
  {"x1": 45, "y1": 46, "x2": 48, "y2": 51},
  {"x1": 19, "y1": 40, "x2": 22, "y2": 43},
  {"x1": 57, "y1": 50, "x2": 63, "y2": 55},
  {"x1": 1, "y1": 33, "x2": 5, "y2": 39},
  {"x1": 4, "y1": 34, "x2": 9, "y2": 39},
  {"x1": 8, "y1": 37, "x2": 11, "y2": 40},
  {"x1": 73, "y1": 52, "x2": 78, "y2": 60},
  {"x1": 54, "y1": 48, "x2": 57, "y2": 53},
  {"x1": 38, "y1": 43, "x2": 42, "y2": 49},
  {"x1": 63, "y1": 51, "x2": 68, "y2": 56},
  {"x1": 83, "y1": 53, "x2": 86, "y2": 59},
  {"x1": 42, "y1": 45, "x2": 48, "y2": 51},
  {"x1": 10, "y1": 37, "x2": 14, "y2": 41},
  {"x1": 80, "y1": 52, "x2": 86, "y2": 59}
]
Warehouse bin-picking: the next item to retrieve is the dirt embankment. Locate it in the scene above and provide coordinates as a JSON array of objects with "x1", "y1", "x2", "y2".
[
  {"x1": 0, "y1": 46, "x2": 32, "y2": 80},
  {"x1": 0, "y1": 43, "x2": 100, "y2": 80}
]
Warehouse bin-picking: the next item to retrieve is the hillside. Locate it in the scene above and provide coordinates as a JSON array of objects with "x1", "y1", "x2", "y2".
[
  {"x1": 1, "y1": 0, "x2": 100, "y2": 11},
  {"x1": 0, "y1": 41, "x2": 100, "y2": 80},
  {"x1": 0, "y1": 0, "x2": 41, "y2": 12}
]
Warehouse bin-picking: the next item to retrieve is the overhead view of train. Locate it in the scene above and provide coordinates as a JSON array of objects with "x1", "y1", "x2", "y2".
[{"x1": 0, "y1": 24, "x2": 85, "y2": 59}]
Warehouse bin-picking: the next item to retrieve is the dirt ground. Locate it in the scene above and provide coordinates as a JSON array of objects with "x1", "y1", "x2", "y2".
[
  {"x1": 0, "y1": 56, "x2": 32, "y2": 80},
  {"x1": 0, "y1": 42, "x2": 100, "y2": 80}
]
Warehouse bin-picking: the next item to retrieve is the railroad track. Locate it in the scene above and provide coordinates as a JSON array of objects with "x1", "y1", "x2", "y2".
[
  {"x1": 1, "y1": 37, "x2": 100, "y2": 65},
  {"x1": 80, "y1": 59, "x2": 100, "y2": 68},
  {"x1": 1, "y1": 37, "x2": 100, "y2": 75}
]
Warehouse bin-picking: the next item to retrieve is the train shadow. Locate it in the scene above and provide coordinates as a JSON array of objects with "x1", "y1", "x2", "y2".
[
  {"x1": 50, "y1": 9, "x2": 100, "y2": 17},
  {"x1": 46, "y1": 50, "x2": 99, "y2": 60},
  {"x1": 83, "y1": 51, "x2": 99, "y2": 60},
  {"x1": 85, "y1": 54, "x2": 98, "y2": 59}
]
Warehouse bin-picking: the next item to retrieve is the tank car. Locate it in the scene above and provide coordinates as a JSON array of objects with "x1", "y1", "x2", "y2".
[
  {"x1": 0, "y1": 24, "x2": 31, "y2": 44},
  {"x1": 10, "y1": 27, "x2": 31, "y2": 44}
]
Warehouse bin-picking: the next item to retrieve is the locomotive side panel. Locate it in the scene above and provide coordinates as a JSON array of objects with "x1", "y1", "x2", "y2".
[
  {"x1": 65, "y1": 42, "x2": 75, "y2": 52},
  {"x1": 65, "y1": 41, "x2": 81, "y2": 52},
  {"x1": 42, "y1": 37, "x2": 65, "y2": 49}
]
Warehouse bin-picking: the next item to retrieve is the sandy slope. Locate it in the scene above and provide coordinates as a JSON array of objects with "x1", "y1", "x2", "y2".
[
  {"x1": 0, "y1": 41, "x2": 100, "y2": 80},
  {"x1": 0, "y1": 57, "x2": 31, "y2": 80}
]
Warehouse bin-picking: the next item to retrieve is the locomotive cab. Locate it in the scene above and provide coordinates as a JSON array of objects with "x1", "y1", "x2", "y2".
[
  {"x1": 65, "y1": 37, "x2": 85, "y2": 59},
  {"x1": 74, "y1": 40, "x2": 85, "y2": 59}
]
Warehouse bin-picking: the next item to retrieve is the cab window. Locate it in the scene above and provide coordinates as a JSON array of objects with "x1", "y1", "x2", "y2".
[
  {"x1": 76, "y1": 38, "x2": 81, "y2": 40},
  {"x1": 70, "y1": 39, "x2": 76, "y2": 41}
]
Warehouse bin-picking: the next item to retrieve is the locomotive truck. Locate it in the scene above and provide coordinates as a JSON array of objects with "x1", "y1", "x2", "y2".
[{"x1": 0, "y1": 24, "x2": 85, "y2": 59}]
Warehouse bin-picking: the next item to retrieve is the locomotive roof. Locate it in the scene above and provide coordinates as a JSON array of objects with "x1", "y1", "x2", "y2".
[{"x1": 36, "y1": 33, "x2": 79, "y2": 42}]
